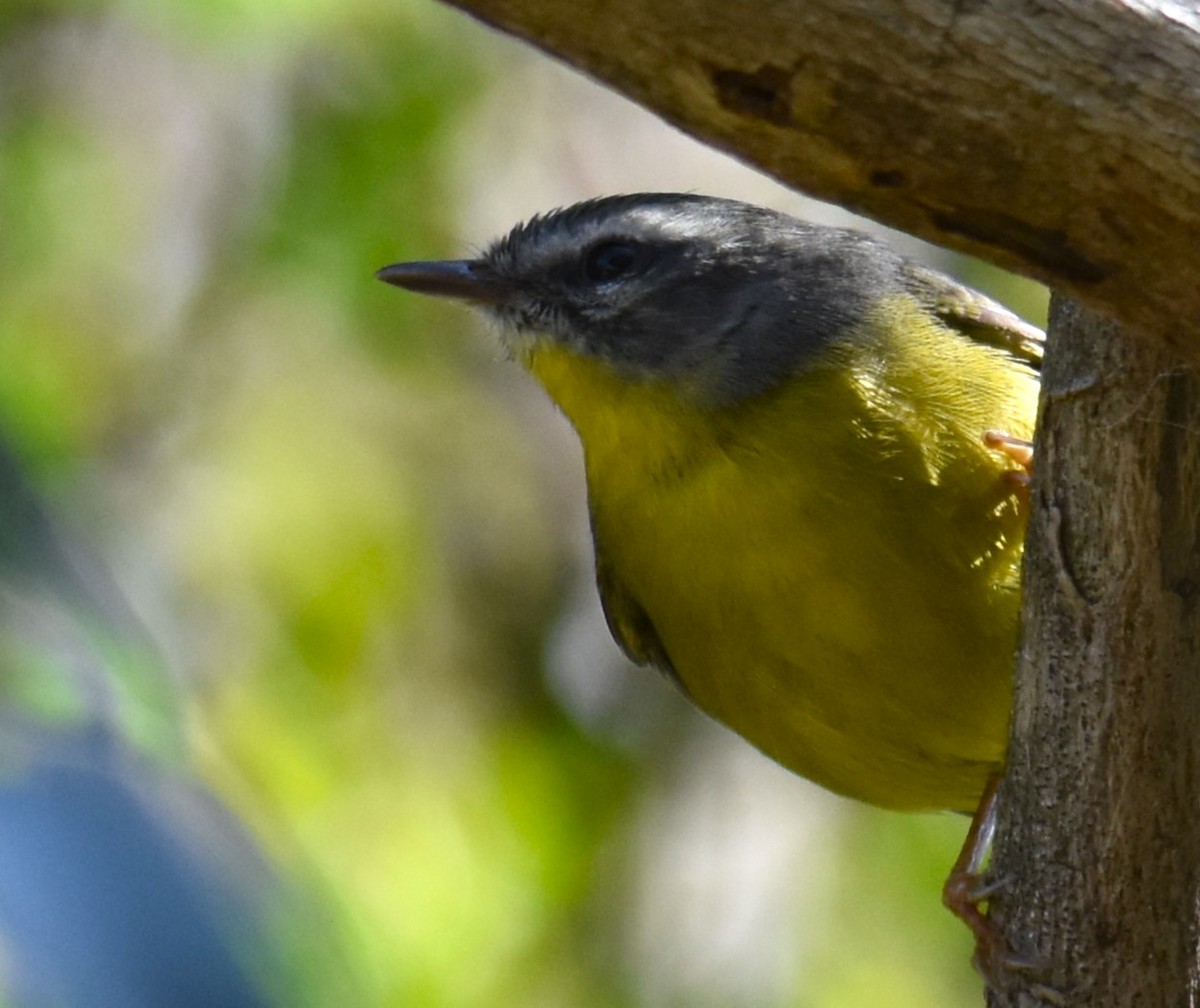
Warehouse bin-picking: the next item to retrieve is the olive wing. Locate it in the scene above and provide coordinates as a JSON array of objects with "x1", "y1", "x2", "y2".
[{"x1": 904, "y1": 263, "x2": 1044, "y2": 372}]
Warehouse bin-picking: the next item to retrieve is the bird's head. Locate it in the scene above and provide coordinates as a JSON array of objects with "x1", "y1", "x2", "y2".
[{"x1": 379, "y1": 193, "x2": 901, "y2": 405}]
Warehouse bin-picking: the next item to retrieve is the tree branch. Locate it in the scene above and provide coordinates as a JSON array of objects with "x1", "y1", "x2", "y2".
[
  {"x1": 450, "y1": 0, "x2": 1200, "y2": 343},
  {"x1": 991, "y1": 300, "x2": 1200, "y2": 1005},
  {"x1": 442, "y1": 1, "x2": 1200, "y2": 1001}
]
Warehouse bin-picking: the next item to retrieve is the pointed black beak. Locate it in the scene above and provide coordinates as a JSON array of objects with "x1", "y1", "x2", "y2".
[{"x1": 376, "y1": 259, "x2": 514, "y2": 306}]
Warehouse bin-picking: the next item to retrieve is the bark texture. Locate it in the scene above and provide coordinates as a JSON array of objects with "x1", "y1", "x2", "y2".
[
  {"x1": 990, "y1": 298, "x2": 1200, "y2": 1006},
  {"x1": 450, "y1": 0, "x2": 1200, "y2": 344}
]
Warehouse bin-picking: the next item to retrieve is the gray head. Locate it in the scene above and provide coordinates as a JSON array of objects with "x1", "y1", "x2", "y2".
[{"x1": 378, "y1": 194, "x2": 907, "y2": 404}]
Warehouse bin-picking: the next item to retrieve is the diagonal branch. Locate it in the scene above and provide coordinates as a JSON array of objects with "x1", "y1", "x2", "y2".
[{"x1": 449, "y1": 0, "x2": 1200, "y2": 344}]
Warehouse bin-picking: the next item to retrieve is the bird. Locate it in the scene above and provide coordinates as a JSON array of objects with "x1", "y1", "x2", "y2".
[{"x1": 376, "y1": 192, "x2": 1039, "y2": 816}]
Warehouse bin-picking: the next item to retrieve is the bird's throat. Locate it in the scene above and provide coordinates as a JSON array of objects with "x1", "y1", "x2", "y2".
[{"x1": 522, "y1": 342, "x2": 715, "y2": 483}]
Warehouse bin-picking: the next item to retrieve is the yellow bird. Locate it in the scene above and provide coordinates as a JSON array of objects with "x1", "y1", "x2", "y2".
[{"x1": 377, "y1": 193, "x2": 1039, "y2": 816}]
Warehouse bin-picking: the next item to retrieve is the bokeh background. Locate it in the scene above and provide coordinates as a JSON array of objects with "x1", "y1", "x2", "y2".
[{"x1": 0, "y1": 2, "x2": 1048, "y2": 1006}]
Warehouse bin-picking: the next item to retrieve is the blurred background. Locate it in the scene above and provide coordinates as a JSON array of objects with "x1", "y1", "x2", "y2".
[{"x1": 0, "y1": 2, "x2": 1047, "y2": 1005}]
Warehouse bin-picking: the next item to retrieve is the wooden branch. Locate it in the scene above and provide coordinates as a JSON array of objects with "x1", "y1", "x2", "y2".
[
  {"x1": 990, "y1": 298, "x2": 1200, "y2": 1004},
  {"x1": 449, "y1": 0, "x2": 1200, "y2": 344},
  {"x1": 441, "y1": 1, "x2": 1200, "y2": 1000}
]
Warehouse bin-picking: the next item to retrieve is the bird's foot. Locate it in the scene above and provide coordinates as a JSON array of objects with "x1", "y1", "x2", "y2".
[
  {"x1": 983, "y1": 430, "x2": 1034, "y2": 492},
  {"x1": 945, "y1": 775, "x2": 1061, "y2": 1003}
]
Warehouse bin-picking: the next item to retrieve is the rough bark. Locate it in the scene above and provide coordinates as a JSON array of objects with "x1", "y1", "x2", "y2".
[
  {"x1": 990, "y1": 298, "x2": 1200, "y2": 1006},
  {"x1": 449, "y1": 0, "x2": 1200, "y2": 345}
]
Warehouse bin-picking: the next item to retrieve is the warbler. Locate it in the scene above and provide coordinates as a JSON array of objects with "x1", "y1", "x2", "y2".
[{"x1": 377, "y1": 193, "x2": 1040, "y2": 815}]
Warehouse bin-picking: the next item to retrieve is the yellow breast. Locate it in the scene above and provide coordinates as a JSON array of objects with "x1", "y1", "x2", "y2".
[{"x1": 523, "y1": 302, "x2": 1037, "y2": 812}]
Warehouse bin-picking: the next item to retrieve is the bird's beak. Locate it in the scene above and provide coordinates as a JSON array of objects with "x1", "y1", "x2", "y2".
[{"x1": 376, "y1": 259, "x2": 514, "y2": 306}]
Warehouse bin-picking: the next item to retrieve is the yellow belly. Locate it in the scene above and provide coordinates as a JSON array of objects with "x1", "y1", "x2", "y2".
[
  {"x1": 526, "y1": 310, "x2": 1038, "y2": 812},
  {"x1": 597, "y1": 436, "x2": 1022, "y2": 811}
]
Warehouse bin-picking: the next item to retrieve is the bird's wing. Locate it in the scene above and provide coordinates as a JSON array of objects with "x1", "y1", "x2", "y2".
[
  {"x1": 593, "y1": 537, "x2": 687, "y2": 690},
  {"x1": 904, "y1": 263, "x2": 1044, "y2": 372}
]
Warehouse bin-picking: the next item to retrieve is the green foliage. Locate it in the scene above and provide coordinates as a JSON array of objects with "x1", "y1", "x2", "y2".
[{"x1": 0, "y1": 3, "x2": 1045, "y2": 1004}]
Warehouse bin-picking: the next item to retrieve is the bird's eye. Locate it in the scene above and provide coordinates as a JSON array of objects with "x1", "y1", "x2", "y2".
[{"x1": 582, "y1": 240, "x2": 642, "y2": 284}]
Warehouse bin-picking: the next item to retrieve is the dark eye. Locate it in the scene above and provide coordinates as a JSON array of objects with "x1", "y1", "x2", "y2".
[{"x1": 582, "y1": 240, "x2": 642, "y2": 284}]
